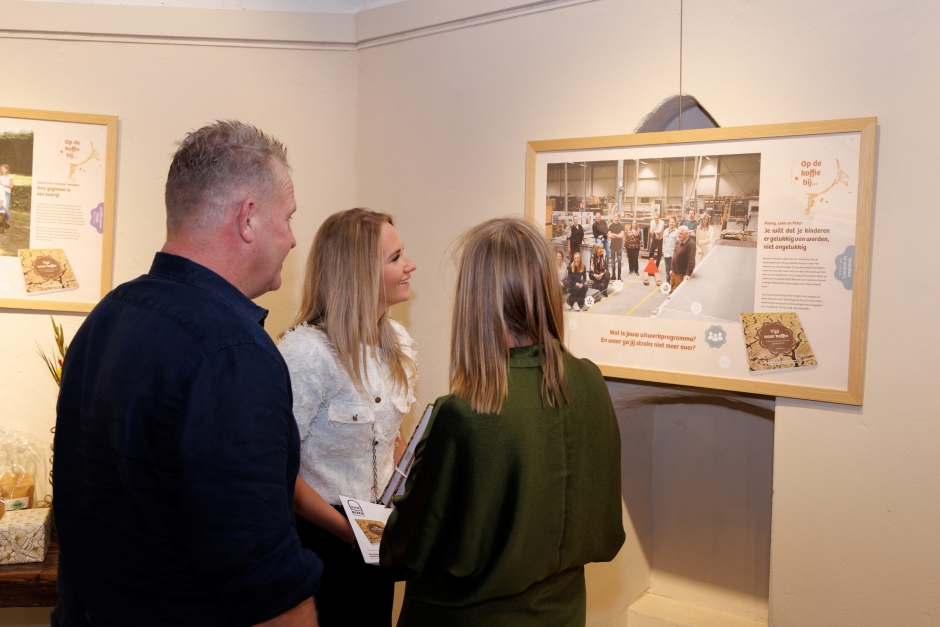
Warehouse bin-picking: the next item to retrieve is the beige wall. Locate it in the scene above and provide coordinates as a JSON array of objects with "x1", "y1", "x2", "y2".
[
  {"x1": 0, "y1": 34, "x2": 359, "y2": 482},
  {"x1": 1, "y1": 1, "x2": 939, "y2": 626}
]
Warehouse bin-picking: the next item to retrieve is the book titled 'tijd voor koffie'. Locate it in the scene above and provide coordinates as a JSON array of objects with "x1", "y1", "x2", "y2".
[
  {"x1": 17, "y1": 248, "x2": 79, "y2": 295},
  {"x1": 740, "y1": 312, "x2": 817, "y2": 374}
]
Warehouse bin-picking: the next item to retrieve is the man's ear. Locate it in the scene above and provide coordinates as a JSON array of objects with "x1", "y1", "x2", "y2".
[{"x1": 237, "y1": 197, "x2": 257, "y2": 244}]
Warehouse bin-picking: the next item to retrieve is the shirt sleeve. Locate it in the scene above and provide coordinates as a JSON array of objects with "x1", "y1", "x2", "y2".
[
  {"x1": 176, "y1": 343, "x2": 322, "y2": 626},
  {"x1": 278, "y1": 328, "x2": 330, "y2": 442}
]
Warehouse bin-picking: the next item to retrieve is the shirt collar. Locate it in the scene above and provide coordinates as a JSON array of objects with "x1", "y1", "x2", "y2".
[
  {"x1": 509, "y1": 344, "x2": 543, "y2": 368},
  {"x1": 149, "y1": 252, "x2": 269, "y2": 327}
]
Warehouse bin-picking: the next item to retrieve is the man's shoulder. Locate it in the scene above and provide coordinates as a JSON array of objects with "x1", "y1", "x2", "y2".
[{"x1": 104, "y1": 274, "x2": 275, "y2": 356}]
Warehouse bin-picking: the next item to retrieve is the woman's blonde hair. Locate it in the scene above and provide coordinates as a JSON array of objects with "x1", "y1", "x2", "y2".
[
  {"x1": 570, "y1": 251, "x2": 585, "y2": 273},
  {"x1": 450, "y1": 218, "x2": 571, "y2": 415},
  {"x1": 287, "y1": 208, "x2": 414, "y2": 393},
  {"x1": 593, "y1": 243, "x2": 604, "y2": 258}
]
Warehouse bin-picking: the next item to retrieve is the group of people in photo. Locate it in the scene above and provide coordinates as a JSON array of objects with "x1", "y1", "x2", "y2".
[
  {"x1": 561, "y1": 208, "x2": 722, "y2": 310},
  {"x1": 52, "y1": 121, "x2": 625, "y2": 627}
]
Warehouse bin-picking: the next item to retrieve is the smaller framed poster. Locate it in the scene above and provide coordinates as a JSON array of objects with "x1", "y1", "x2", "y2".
[
  {"x1": 0, "y1": 107, "x2": 117, "y2": 313},
  {"x1": 525, "y1": 118, "x2": 875, "y2": 405}
]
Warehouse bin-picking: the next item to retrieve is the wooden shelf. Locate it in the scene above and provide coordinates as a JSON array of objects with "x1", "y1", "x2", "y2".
[{"x1": 0, "y1": 538, "x2": 58, "y2": 608}]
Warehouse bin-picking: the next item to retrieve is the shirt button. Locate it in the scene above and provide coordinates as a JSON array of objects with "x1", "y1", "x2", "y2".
[
  {"x1": 375, "y1": 397, "x2": 381, "y2": 403},
  {"x1": 352, "y1": 415, "x2": 358, "y2": 421}
]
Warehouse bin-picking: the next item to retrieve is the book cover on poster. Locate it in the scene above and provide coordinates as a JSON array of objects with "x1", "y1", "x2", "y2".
[
  {"x1": 18, "y1": 248, "x2": 79, "y2": 294},
  {"x1": 740, "y1": 312, "x2": 817, "y2": 373}
]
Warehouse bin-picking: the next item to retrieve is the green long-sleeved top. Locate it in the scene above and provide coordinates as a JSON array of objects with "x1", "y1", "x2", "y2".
[{"x1": 380, "y1": 345, "x2": 625, "y2": 626}]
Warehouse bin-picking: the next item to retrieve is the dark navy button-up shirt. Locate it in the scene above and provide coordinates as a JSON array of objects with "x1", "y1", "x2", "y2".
[{"x1": 53, "y1": 253, "x2": 322, "y2": 627}]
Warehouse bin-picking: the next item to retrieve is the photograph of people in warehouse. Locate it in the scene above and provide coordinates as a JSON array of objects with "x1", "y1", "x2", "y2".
[{"x1": 548, "y1": 153, "x2": 760, "y2": 321}]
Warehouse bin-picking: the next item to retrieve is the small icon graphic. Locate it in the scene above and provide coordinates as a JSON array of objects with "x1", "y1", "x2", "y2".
[
  {"x1": 660, "y1": 282, "x2": 671, "y2": 294},
  {"x1": 705, "y1": 325, "x2": 727, "y2": 348},
  {"x1": 719, "y1": 356, "x2": 731, "y2": 369},
  {"x1": 347, "y1": 499, "x2": 364, "y2": 517},
  {"x1": 584, "y1": 295, "x2": 595, "y2": 309},
  {"x1": 691, "y1": 302, "x2": 703, "y2": 315}
]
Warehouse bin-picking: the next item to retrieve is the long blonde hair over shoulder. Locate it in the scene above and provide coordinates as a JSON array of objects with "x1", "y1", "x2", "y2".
[
  {"x1": 287, "y1": 208, "x2": 414, "y2": 394},
  {"x1": 450, "y1": 218, "x2": 571, "y2": 415}
]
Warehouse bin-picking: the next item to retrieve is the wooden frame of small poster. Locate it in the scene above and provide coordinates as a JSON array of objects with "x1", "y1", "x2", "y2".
[
  {"x1": 0, "y1": 106, "x2": 117, "y2": 313},
  {"x1": 525, "y1": 118, "x2": 876, "y2": 405}
]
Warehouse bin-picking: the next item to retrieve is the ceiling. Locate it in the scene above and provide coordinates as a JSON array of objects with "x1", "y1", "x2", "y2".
[{"x1": 17, "y1": 0, "x2": 405, "y2": 13}]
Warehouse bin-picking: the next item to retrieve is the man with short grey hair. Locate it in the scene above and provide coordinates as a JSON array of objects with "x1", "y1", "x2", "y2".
[
  {"x1": 669, "y1": 225, "x2": 696, "y2": 295},
  {"x1": 53, "y1": 121, "x2": 322, "y2": 627}
]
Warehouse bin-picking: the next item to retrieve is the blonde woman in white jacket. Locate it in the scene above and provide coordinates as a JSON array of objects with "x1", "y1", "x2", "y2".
[
  {"x1": 695, "y1": 214, "x2": 718, "y2": 264},
  {"x1": 278, "y1": 208, "x2": 417, "y2": 627}
]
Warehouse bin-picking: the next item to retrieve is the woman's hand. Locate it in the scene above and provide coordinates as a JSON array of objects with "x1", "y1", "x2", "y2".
[
  {"x1": 293, "y1": 477, "x2": 356, "y2": 544},
  {"x1": 394, "y1": 427, "x2": 406, "y2": 465}
]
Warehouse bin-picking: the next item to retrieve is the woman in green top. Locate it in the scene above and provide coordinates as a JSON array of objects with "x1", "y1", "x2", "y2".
[{"x1": 380, "y1": 218, "x2": 625, "y2": 627}]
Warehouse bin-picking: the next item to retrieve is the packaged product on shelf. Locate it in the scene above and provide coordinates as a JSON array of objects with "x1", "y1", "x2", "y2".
[
  {"x1": 0, "y1": 472, "x2": 35, "y2": 510},
  {"x1": 0, "y1": 507, "x2": 52, "y2": 564}
]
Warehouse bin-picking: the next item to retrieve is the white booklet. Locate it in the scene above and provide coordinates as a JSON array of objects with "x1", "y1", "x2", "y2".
[
  {"x1": 379, "y1": 403, "x2": 434, "y2": 506},
  {"x1": 339, "y1": 496, "x2": 393, "y2": 565}
]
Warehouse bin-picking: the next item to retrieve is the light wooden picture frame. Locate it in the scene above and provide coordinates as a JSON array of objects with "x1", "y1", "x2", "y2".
[
  {"x1": 0, "y1": 107, "x2": 117, "y2": 313},
  {"x1": 525, "y1": 118, "x2": 876, "y2": 405}
]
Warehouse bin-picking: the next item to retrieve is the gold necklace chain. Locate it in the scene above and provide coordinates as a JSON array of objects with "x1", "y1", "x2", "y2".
[{"x1": 371, "y1": 421, "x2": 379, "y2": 503}]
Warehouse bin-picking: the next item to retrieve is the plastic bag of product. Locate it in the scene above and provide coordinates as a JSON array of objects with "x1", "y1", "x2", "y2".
[{"x1": 0, "y1": 427, "x2": 51, "y2": 510}]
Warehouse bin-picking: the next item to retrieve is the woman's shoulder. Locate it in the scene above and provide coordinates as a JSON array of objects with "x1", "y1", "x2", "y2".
[
  {"x1": 564, "y1": 351, "x2": 605, "y2": 384},
  {"x1": 278, "y1": 323, "x2": 335, "y2": 364},
  {"x1": 388, "y1": 318, "x2": 412, "y2": 342},
  {"x1": 426, "y1": 394, "x2": 486, "y2": 440},
  {"x1": 388, "y1": 318, "x2": 417, "y2": 358}
]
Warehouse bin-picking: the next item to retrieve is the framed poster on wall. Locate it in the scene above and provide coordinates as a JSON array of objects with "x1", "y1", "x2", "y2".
[
  {"x1": 0, "y1": 107, "x2": 117, "y2": 313},
  {"x1": 525, "y1": 118, "x2": 876, "y2": 405}
]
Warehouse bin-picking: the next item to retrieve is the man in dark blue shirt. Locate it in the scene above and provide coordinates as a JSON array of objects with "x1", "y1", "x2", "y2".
[{"x1": 53, "y1": 121, "x2": 322, "y2": 626}]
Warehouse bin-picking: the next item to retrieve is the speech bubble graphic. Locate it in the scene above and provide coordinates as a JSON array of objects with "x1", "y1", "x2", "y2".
[
  {"x1": 834, "y1": 245, "x2": 854, "y2": 290},
  {"x1": 90, "y1": 202, "x2": 104, "y2": 234}
]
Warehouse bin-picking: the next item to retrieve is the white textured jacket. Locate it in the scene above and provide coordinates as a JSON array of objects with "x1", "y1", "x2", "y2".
[{"x1": 278, "y1": 320, "x2": 417, "y2": 505}]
